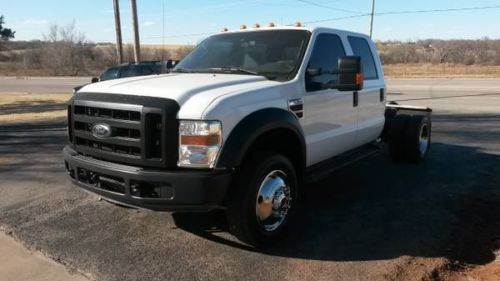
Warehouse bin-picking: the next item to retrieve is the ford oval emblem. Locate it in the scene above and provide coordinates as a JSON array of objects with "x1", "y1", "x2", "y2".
[{"x1": 91, "y1": 123, "x2": 112, "y2": 139}]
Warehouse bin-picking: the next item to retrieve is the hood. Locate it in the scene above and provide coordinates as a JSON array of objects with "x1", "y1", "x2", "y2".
[{"x1": 79, "y1": 73, "x2": 278, "y2": 105}]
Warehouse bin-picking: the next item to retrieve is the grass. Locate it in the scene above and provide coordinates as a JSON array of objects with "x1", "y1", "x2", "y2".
[
  {"x1": 0, "y1": 93, "x2": 71, "y2": 123},
  {"x1": 384, "y1": 64, "x2": 500, "y2": 78}
]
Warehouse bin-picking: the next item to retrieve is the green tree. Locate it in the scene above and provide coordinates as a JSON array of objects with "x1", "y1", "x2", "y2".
[{"x1": 0, "y1": 15, "x2": 15, "y2": 41}]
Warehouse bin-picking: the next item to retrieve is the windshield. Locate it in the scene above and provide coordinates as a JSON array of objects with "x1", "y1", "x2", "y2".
[{"x1": 174, "y1": 30, "x2": 310, "y2": 81}]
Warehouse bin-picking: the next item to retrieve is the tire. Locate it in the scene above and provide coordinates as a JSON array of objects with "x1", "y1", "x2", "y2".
[
  {"x1": 404, "y1": 115, "x2": 431, "y2": 163},
  {"x1": 226, "y1": 152, "x2": 299, "y2": 246},
  {"x1": 389, "y1": 114, "x2": 410, "y2": 162}
]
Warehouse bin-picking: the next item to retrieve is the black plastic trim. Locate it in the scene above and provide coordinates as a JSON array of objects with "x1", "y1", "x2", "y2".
[
  {"x1": 64, "y1": 146, "x2": 231, "y2": 211},
  {"x1": 216, "y1": 108, "x2": 306, "y2": 169},
  {"x1": 70, "y1": 92, "x2": 180, "y2": 168}
]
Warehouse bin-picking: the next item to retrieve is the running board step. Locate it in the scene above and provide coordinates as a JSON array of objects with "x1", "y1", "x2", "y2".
[{"x1": 304, "y1": 144, "x2": 382, "y2": 183}]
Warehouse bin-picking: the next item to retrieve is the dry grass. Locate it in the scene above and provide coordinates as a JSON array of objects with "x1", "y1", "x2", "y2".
[
  {"x1": 0, "y1": 93, "x2": 70, "y2": 123},
  {"x1": 141, "y1": 44, "x2": 190, "y2": 50},
  {"x1": 0, "y1": 93, "x2": 71, "y2": 106},
  {"x1": 0, "y1": 110, "x2": 67, "y2": 123},
  {"x1": 384, "y1": 64, "x2": 500, "y2": 78}
]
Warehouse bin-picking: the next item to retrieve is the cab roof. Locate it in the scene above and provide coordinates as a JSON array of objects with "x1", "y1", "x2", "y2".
[{"x1": 217, "y1": 25, "x2": 370, "y2": 40}]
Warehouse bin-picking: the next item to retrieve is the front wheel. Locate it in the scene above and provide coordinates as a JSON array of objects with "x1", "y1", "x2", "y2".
[{"x1": 226, "y1": 152, "x2": 299, "y2": 246}]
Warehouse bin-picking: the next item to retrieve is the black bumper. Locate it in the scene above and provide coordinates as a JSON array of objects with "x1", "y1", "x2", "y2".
[{"x1": 63, "y1": 146, "x2": 232, "y2": 211}]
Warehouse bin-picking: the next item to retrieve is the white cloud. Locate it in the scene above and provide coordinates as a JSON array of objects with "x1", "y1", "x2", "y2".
[
  {"x1": 24, "y1": 19, "x2": 48, "y2": 25},
  {"x1": 142, "y1": 21, "x2": 155, "y2": 27}
]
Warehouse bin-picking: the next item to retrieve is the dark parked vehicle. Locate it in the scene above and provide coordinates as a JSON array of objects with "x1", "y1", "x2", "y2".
[
  {"x1": 98, "y1": 61, "x2": 173, "y2": 81},
  {"x1": 74, "y1": 60, "x2": 178, "y2": 93}
]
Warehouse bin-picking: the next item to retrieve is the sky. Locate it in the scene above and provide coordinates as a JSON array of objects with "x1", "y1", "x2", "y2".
[{"x1": 1, "y1": 0, "x2": 500, "y2": 44}]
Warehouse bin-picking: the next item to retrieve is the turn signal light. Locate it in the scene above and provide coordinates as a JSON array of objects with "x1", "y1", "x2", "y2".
[
  {"x1": 356, "y1": 72, "x2": 364, "y2": 88},
  {"x1": 180, "y1": 135, "x2": 221, "y2": 146}
]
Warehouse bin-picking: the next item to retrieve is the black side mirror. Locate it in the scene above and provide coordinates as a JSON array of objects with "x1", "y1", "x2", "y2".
[
  {"x1": 166, "y1": 59, "x2": 174, "y2": 69},
  {"x1": 91, "y1": 77, "x2": 99, "y2": 83},
  {"x1": 337, "y1": 56, "x2": 363, "y2": 91}
]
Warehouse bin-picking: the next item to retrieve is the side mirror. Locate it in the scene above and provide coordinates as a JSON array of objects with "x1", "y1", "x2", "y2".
[
  {"x1": 337, "y1": 56, "x2": 363, "y2": 91},
  {"x1": 166, "y1": 59, "x2": 174, "y2": 69},
  {"x1": 91, "y1": 77, "x2": 99, "y2": 83}
]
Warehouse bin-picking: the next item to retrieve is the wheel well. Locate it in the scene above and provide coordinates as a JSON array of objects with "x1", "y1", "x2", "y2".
[{"x1": 244, "y1": 128, "x2": 305, "y2": 177}]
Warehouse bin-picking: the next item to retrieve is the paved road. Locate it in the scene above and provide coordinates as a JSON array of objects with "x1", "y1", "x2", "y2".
[
  {"x1": 1, "y1": 78, "x2": 500, "y2": 281},
  {"x1": 0, "y1": 76, "x2": 89, "y2": 94}
]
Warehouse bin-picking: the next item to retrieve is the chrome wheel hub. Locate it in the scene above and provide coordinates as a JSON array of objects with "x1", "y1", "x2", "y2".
[
  {"x1": 419, "y1": 124, "x2": 429, "y2": 157},
  {"x1": 255, "y1": 170, "x2": 292, "y2": 232}
]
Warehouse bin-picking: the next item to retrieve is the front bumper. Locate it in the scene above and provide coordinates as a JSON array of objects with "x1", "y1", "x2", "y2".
[{"x1": 63, "y1": 146, "x2": 232, "y2": 211}]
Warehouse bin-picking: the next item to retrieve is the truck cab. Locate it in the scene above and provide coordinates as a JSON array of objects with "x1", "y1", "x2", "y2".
[{"x1": 64, "y1": 26, "x2": 431, "y2": 246}]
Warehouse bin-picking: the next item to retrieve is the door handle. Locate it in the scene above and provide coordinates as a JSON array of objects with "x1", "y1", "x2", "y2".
[{"x1": 353, "y1": 91, "x2": 359, "y2": 107}]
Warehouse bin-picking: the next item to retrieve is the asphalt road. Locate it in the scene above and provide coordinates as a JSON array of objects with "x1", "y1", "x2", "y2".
[
  {"x1": 0, "y1": 76, "x2": 90, "y2": 94},
  {"x1": 1, "y1": 78, "x2": 500, "y2": 281}
]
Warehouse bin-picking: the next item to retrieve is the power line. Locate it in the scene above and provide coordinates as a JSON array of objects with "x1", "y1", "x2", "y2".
[
  {"x1": 304, "y1": 4, "x2": 500, "y2": 25},
  {"x1": 295, "y1": 0, "x2": 363, "y2": 15},
  {"x1": 134, "y1": 4, "x2": 500, "y2": 42},
  {"x1": 303, "y1": 14, "x2": 370, "y2": 24},
  {"x1": 376, "y1": 5, "x2": 500, "y2": 16}
]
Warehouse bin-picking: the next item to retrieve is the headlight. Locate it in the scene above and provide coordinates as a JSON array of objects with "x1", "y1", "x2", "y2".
[{"x1": 178, "y1": 120, "x2": 222, "y2": 168}]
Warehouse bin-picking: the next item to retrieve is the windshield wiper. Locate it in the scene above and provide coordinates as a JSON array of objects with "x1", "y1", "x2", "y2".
[
  {"x1": 208, "y1": 67, "x2": 275, "y2": 80},
  {"x1": 209, "y1": 67, "x2": 259, "y2": 75}
]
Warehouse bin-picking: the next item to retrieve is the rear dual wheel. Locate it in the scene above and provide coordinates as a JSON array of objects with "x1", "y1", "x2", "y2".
[{"x1": 389, "y1": 114, "x2": 431, "y2": 162}]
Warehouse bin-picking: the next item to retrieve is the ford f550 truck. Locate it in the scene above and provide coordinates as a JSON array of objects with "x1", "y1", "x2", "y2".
[{"x1": 64, "y1": 26, "x2": 432, "y2": 246}]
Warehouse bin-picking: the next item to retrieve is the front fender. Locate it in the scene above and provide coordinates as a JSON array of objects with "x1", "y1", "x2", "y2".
[{"x1": 216, "y1": 108, "x2": 306, "y2": 169}]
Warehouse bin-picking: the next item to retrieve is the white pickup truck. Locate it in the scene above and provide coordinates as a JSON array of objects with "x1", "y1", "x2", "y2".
[{"x1": 64, "y1": 26, "x2": 432, "y2": 246}]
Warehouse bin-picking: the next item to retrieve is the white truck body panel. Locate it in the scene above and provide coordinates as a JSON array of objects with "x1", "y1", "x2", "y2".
[{"x1": 78, "y1": 26, "x2": 386, "y2": 168}]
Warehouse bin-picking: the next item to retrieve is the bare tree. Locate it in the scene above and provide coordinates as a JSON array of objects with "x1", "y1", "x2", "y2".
[{"x1": 40, "y1": 22, "x2": 93, "y2": 76}]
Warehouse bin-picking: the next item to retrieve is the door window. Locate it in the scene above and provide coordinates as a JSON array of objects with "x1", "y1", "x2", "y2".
[
  {"x1": 348, "y1": 36, "x2": 378, "y2": 80},
  {"x1": 306, "y1": 33, "x2": 346, "y2": 92}
]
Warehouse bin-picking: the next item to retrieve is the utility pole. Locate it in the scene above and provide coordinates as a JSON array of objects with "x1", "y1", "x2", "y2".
[
  {"x1": 130, "y1": 0, "x2": 141, "y2": 62},
  {"x1": 369, "y1": 0, "x2": 375, "y2": 38},
  {"x1": 112, "y1": 0, "x2": 123, "y2": 63}
]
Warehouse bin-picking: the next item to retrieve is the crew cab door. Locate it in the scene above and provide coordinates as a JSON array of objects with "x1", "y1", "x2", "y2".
[
  {"x1": 302, "y1": 33, "x2": 358, "y2": 166},
  {"x1": 347, "y1": 36, "x2": 386, "y2": 146}
]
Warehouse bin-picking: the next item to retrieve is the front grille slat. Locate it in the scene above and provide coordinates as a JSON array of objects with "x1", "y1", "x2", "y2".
[
  {"x1": 73, "y1": 114, "x2": 141, "y2": 130},
  {"x1": 74, "y1": 131, "x2": 141, "y2": 147}
]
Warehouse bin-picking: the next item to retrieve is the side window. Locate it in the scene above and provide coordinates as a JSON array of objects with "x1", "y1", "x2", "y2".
[
  {"x1": 306, "y1": 33, "x2": 346, "y2": 92},
  {"x1": 120, "y1": 66, "x2": 140, "y2": 78},
  {"x1": 140, "y1": 66, "x2": 154, "y2": 76},
  {"x1": 348, "y1": 36, "x2": 378, "y2": 80}
]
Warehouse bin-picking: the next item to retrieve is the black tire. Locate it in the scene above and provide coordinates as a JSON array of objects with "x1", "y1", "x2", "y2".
[
  {"x1": 389, "y1": 114, "x2": 410, "y2": 162},
  {"x1": 226, "y1": 152, "x2": 299, "y2": 246},
  {"x1": 404, "y1": 115, "x2": 431, "y2": 163}
]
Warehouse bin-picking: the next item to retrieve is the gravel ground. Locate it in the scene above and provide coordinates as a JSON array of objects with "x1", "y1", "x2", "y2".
[{"x1": 0, "y1": 78, "x2": 500, "y2": 280}]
